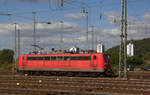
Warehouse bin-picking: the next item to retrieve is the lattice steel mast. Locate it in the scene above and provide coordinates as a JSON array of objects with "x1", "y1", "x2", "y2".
[{"x1": 119, "y1": 0, "x2": 127, "y2": 78}]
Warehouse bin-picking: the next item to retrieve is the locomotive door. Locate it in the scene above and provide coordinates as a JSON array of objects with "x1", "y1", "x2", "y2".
[
  {"x1": 91, "y1": 55, "x2": 98, "y2": 67},
  {"x1": 22, "y1": 56, "x2": 27, "y2": 67}
]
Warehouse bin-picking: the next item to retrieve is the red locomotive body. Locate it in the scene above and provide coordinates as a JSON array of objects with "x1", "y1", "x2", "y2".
[{"x1": 18, "y1": 53, "x2": 111, "y2": 74}]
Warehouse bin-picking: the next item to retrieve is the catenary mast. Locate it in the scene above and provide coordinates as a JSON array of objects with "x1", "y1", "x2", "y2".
[{"x1": 119, "y1": 0, "x2": 127, "y2": 78}]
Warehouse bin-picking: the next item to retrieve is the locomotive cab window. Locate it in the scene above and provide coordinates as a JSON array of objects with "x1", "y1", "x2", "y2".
[
  {"x1": 23, "y1": 56, "x2": 25, "y2": 60},
  {"x1": 93, "y1": 56, "x2": 96, "y2": 60},
  {"x1": 27, "y1": 57, "x2": 33, "y2": 60}
]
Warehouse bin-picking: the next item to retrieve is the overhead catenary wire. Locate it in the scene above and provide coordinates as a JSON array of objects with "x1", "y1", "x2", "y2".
[
  {"x1": 0, "y1": 0, "x2": 149, "y2": 54},
  {"x1": 1, "y1": 0, "x2": 146, "y2": 17},
  {"x1": 0, "y1": 0, "x2": 139, "y2": 24}
]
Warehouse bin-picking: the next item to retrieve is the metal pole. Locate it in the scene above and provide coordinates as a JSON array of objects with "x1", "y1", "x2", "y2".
[
  {"x1": 18, "y1": 29, "x2": 20, "y2": 57},
  {"x1": 86, "y1": 12, "x2": 89, "y2": 51},
  {"x1": 82, "y1": 8, "x2": 89, "y2": 51},
  {"x1": 60, "y1": 21, "x2": 63, "y2": 50},
  {"x1": 61, "y1": 0, "x2": 64, "y2": 7},
  {"x1": 32, "y1": 12, "x2": 36, "y2": 53},
  {"x1": 96, "y1": 36, "x2": 98, "y2": 51},
  {"x1": 91, "y1": 26, "x2": 94, "y2": 50},
  {"x1": 14, "y1": 23, "x2": 17, "y2": 70}
]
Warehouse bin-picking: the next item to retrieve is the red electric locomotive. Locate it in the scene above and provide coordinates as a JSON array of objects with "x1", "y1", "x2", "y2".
[{"x1": 17, "y1": 53, "x2": 112, "y2": 76}]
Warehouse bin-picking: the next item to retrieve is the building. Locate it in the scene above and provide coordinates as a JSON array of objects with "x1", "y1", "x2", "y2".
[
  {"x1": 97, "y1": 44, "x2": 104, "y2": 53},
  {"x1": 127, "y1": 43, "x2": 134, "y2": 57}
]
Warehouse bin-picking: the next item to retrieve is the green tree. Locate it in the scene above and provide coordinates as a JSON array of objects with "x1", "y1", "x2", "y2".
[
  {"x1": 127, "y1": 56, "x2": 144, "y2": 67},
  {"x1": 105, "y1": 47, "x2": 119, "y2": 66},
  {"x1": 0, "y1": 49, "x2": 14, "y2": 64}
]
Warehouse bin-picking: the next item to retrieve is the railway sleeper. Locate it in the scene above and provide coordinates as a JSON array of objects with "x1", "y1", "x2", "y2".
[
  {"x1": 0, "y1": 87, "x2": 148, "y2": 95},
  {"x1": 0, "y1": 83, "x2": 150, "y2": 95}
]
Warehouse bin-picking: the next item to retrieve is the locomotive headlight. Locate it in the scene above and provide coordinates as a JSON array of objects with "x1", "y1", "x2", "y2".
[
  {"x1": 39, "y1": 80, "x2": 42, "y2": 83},
  {"x1": 16, "y1": 83, "x2": 20, "y2": 86}
]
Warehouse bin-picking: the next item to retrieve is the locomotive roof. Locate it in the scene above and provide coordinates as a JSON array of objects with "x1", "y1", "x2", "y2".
[{"x1": 20, "y1": 53, "x2": 104, "y2": 56}]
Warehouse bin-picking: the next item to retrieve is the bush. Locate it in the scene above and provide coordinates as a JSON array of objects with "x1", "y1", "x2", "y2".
[
  {"x1": 0, "y1": 49, "x2": 14, "y2": 70},
  {"x1": 127, "y1": 56, "x2": 144, "y2": 67}
]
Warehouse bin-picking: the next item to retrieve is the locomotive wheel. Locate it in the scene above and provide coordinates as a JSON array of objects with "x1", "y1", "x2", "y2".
[{"x1": 104, "y1": 69, "x2": 114, "y2": 77}]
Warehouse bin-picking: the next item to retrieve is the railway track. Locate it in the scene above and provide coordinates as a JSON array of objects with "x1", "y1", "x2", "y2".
[
  {"x1": 1, "y1": 75, "x2": 150, "y2": 86},
  {"x1": 0, "y1": 71, "x2": 150, "y2": 95},
  {"x1": 128, "y1": 71, "x2": 150, "y2": 79},
  {"x1": 0, "y1": 70, "x2": 15, "y2": 75}
]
